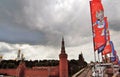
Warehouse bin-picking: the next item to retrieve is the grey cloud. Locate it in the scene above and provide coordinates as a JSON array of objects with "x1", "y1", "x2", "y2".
[
  {"x1": 109, "y1": 20, "x2": 120, "y2": 31},
  {"x1": 103, "y1": 0, "x2": 120, "y2": 31},
  {"x1": 0, "y1": 0, "x2": 120, "y2": 62},
  {"x1": 0, "y1": 0, "x2": 120, "y2": 48},
  {"x1": 0, "y1": 42, "x2": 17, "y2": 56}
]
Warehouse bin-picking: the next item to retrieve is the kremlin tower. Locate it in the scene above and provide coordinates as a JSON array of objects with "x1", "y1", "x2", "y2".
[
  {"x1": 16, "y1": 49, "x2": 21, "y2": 61},
  {"x1": 16, "y1": 49, "x2": 24, "y2": 61},
  {"x1": 59, "y1": 37, "x2": 68, "y2": 77}
]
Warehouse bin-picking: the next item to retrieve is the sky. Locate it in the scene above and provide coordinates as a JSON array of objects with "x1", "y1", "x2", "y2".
[{"x1": 0, "y1": 0, "x2": 120, "y2": 62}]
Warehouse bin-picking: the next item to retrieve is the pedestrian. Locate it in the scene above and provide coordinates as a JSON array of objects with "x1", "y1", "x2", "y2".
[{"x1": 112, "y1": 69, "x2": 120, "y2": 77}]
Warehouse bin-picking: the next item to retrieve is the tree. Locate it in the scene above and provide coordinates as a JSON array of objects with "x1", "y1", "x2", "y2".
[{"x1": 7, "y1": 63, "x2": 16, "y2": 68}]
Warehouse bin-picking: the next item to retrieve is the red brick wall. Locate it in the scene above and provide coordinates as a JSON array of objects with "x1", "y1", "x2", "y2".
[
  {"x1": 25, "y1": 69, "x2": 49, "y2": 77},
  {"x1": 0, "y1": 66, "x2": 59, "y2": 77},
  {"x1": 0, "y1": 69, "x2": 17, "y2": 76},
  {"x1": 25, "y1": 66, "x2": 59, "y2": 77},
  {"x1": 49, "y1": 66, "x2": 59, "y2": 76}
]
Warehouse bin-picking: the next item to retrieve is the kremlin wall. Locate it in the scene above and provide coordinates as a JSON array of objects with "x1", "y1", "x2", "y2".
[
  {"x1": 0, "y1": 38, "x2": 87, "y2": 77},
  {"x1": 0, "y1": 38, "x2": 68, "y2": 77}
]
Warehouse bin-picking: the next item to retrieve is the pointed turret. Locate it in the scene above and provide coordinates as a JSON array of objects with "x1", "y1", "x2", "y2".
[
  {"x1": 16, "y1": 49, "x2": 21, "y2": 61},
  {"x1": 79, "y1": 51, "x2": 84, "y2": 62},
  {"x1": 59, "y1": 37, "x2": 68, "y2": 77},
  {"x1": 18, "y1": 49, "x2": 21, "y2": 58},
  {"x1": 21, "y1": 53, "x2": 25, "y2": 61},
  {"x1": 61, "y1": 37, "x2": 65, "y2": 54}
]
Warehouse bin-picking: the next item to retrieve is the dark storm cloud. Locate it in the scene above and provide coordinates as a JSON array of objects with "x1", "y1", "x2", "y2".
[
  {"x1": 0, "y1": 0, "x2": 120, "y2": 61},
  {"x1": 0, "y1": 0, "x2": 27, "y2": 26},
  {"x1": 0, "y1": 0, "x2": 91, "y2": 47},
  {"x1": 0, "y1": 0, "x2": 61, "y2": 46},
  {"x1": 0, "y1": 0, "x2": 120, "y2": 47},
  {"x1": 103, "y1": 0, "x2": 120, "y2": 31}
]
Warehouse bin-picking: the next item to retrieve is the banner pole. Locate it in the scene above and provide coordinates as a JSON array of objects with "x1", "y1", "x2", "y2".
[
  {"x1": 94, "y1": 51, "x2": 96, "y2": 62},
  {"x1": 101, "y1": 53, "x2": 104, "y2": 62},
  {"x1": 90, "y1": 1, "x2": 96, "y2": 62},
  {"x1": 98, "y1": 51, "x2": 100, "y2": 62},
  {"x1": 110, "y1": 53, "x2": 111, "y2": 63}
]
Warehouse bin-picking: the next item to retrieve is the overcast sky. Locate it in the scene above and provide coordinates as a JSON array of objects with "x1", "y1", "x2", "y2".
[{"x1": 0, "y1": 0, "x2": 120, "y2": 62}]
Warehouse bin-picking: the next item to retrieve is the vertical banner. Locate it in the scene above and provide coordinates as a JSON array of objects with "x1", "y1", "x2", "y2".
[
  {"x1": 93, "y1": 0, "x2": 101, "y2": 1},
  {"x1": 98, "y1": 17, "x2": 108, "y2": 53},
  {"x1": 105, "y1": 17, "x2": 110, "y2": 41},
  {"x1": 110, "y1": 41, "x2": 116, "y2": 56},
  {"x1": 102, "y1": 17, "x2": 112, "y2": 55},
  {"x1": 109, "y1": 41, "x2": 117, "y2": 62},
  {"x1": 90, "y1": 0, "x2": 106, "y2": 51},
  {"x1": 102, "y1": 41, "x2": 111, "y2": 55}
]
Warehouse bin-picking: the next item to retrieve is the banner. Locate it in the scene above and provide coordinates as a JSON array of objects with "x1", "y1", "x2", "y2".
[
  {"x1": 90, "y1": 1, "x2": 106, "y2": 51},
  {"x1": 98, "y1": 45, "x2": 105, "y2": 53},
  {"x1": 113, "y1": 55, "x2": 119, "y2": 64},
  {"x1": 110, "y1": 41, "x2": 116, "y2": 62},
  {"x1": 93, "y1": 0, "x2": 101, "y2": 2},
  {"x1": 98, "y1": 17, "x2": 108, "y2": 53},
  {"x1": 102, "y1": 41, "x2": 112, "y2": 55},
  {"x1": 110, "y1": 41, "x2": 116, "y2": 56},
  {"x1": 105, "y1": 17, "x2": 110, "y2": 41},
  {"x1": 110, "y1": 57, "x2": 116, "y2": 62}
]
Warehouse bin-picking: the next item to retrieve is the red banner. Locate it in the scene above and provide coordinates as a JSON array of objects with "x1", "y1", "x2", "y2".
[
  {"x1": 102, "y1": 18, "x2": 111, "y2": 55},
  {"x1": 90, "y1": 1, "x2": 106, "y2": 51},
  {"x1": 105, "y1": 17, "x2": 110, "y2": 41},
  {"x1": 90, "y1": 1, "x2": 104, "y2": 24},
  {"x1": 102, "y1": 41, "x2": 111, "y2": 55},
  {"x1": 93, "y1": 0, "x2": 101, "y2": 2},
  {"x1": 113, "y1": 55, "x2": 119, "y2": 64}
]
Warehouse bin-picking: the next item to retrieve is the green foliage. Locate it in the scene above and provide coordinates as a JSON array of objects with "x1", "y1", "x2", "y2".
[
  {"x1": 7, "y1": 63, "x2": 16, "y2": 68},
  {"x1": 0, "y1": 60, "x2": 19, "y2": 69},
  {"x1": 68, "y1": 59, "x2": 88, "y2": 77}
]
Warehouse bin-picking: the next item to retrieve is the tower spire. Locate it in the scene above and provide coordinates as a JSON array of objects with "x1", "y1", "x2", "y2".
[
  {"x1": 17, "y1": 49, "x2": 21, "y2": 61},
  {"x1": 59, "y1": 37, "x2": 68, "y2": 77},
  {"x1": 61, "y1": 37, "x2": 65, "y2": 54}
]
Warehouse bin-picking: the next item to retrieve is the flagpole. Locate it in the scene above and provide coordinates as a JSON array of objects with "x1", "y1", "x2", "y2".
[
  {"x1": 98, "y1": 54, "x2": 100, "y2": 62},
  {"x1": 110, "y1": 53, "x2": 111, "y2": 63},
  {"x1": 94, "y1": 51, "x2": 96, "y2": 62},
  {"x1": 101, "y1": 53, "x2": 104, "y2": 62},
  {"x1": 98, "y1": 51, "x2": 100, "y2": 62},
  {"x1": 90, "y1": 1, "x2": 97, "y2": 63},
  {"x1": 105, "y1": 55, "x2": 107, "y2": 63}
]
